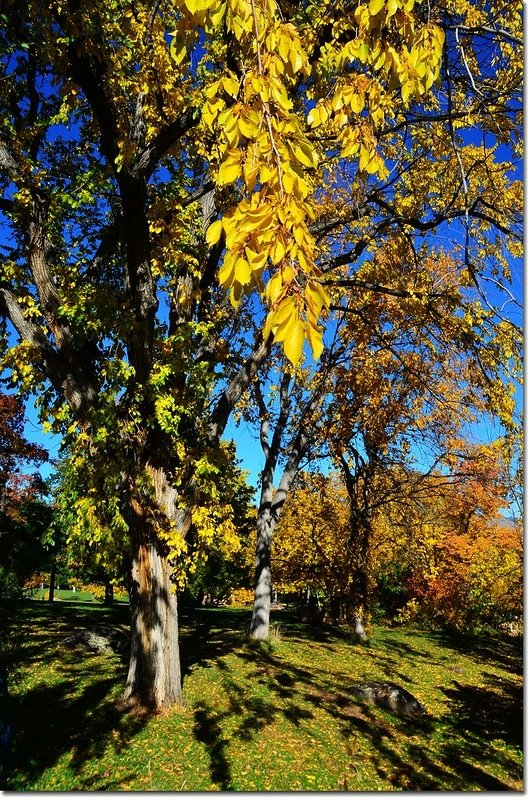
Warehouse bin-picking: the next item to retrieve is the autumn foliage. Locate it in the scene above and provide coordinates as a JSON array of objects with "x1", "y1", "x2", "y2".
[
  {"x1": 0, "y1": 0, "x2": 522, "y2": 705},
  {"x1": 274, "y1": 444, "x2": 522, "y2": 634}
]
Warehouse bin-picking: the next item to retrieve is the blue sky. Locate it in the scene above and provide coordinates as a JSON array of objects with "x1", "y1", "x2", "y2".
[{"x1": 3, "y1": 33, "x2": 523, "y2": 502}]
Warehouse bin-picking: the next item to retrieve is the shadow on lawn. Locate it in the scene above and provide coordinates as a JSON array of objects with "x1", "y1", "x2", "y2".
[
  {"x1": 1, "y1": 601, "x2": 145, "y2": 790},
  {"x1": 3, "y1": 603, "x2": 250, "y2": 790},
  {"x1": 183, "y1": 609, "x2": 522, "y2": 792},
  {"x1": 430, "y1": 629, "x2": 523, "y2": 676},
  {"x1": 179, "y1": 607, "x2": 249, "y2": 677},
  {"x1": 3, "y1": 604, "x2": 523, "y2": 792},
  {"x1": 6, "y1": 671, "x2": 145, "y2": 790}
]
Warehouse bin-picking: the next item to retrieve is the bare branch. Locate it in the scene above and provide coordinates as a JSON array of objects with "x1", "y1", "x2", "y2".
[
  {"x1": 209, "y1": 333, "x2": 272, "y2": 442},
  {"x1": 134, "y1": 109, "x2": 200, "y2": 180}
]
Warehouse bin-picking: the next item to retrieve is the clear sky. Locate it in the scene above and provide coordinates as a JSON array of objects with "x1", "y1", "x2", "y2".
[{"x1": 5, "y1": 62, "x2": 523, "y2": 502}]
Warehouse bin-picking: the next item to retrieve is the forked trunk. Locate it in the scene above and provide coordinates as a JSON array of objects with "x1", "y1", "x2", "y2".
[
  {"x1": 122, "y1": 468, "x2": 184, "y2": 710},
  {"x1": 250, "y1": 441, "x2": 305, "y2": 640}
]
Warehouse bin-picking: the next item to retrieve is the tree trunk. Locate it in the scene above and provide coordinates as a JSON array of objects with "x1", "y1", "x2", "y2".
[
  {"x1": 337, "y1": 451, "x2": 373, "y2": 642},
  {"x1": 104, "y1": 580, "x2": 114, "y2": 605},
  {"x1": 47, "y1": 561, "x2": 56, "y2": 603},
  {"x1": 346, "y1": 505, "x2": 371, "y2": 642},
  {"x1": 249, "y1": 504, "x2": 273, "y2": 640},
  {"x1": 249, "y1": 373, "x2": 319, "y2": 641},
  {"x1": 122, "y1": 467, "x2": 184, "y2": 710},
  {"x1": 249, "y1": 462, "x2": 304, "y2": 639}
]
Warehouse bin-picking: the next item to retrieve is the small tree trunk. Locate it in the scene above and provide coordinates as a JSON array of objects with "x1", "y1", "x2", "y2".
[
  {"x1": 249, "y1": 505, "x2": 273, "y2": 640},
  {"x1": 249, "y1": 455, "x2": 307, "y2": 639},
  {"x1": 104, "y1": 580, "x2": 114, "y2": 605},
  {"x1": 47, "y1": 561, "x2": 56, "y2": 603},
  {"x1": 347, "y1": 508, "x2": 371, "y2": 642},
  {"x1": 337, "y1": 451, "x2": 374, "y2": 642},
  {"x1": 249, "y1": 373, "x2": 319, "y2": 640}
]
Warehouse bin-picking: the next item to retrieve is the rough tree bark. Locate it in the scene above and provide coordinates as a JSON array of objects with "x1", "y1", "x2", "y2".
[
  {"x1": 123, "y1": 513, "x2": 182, "y2": 709},
  {"x1": 250, "y1": 376, "x2": 321, "y2": 640},
  {"x1": 121, "y1": 464, "x2": 187, "y2": 708}
]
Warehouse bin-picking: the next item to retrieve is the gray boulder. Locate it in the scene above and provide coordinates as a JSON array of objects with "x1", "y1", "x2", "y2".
[
  {"x1": 62, "y1": 626, "x2": 128, "y2": 655},
  {"x1": 350, "y1": 681, "x2": 427, "y2": 717}
]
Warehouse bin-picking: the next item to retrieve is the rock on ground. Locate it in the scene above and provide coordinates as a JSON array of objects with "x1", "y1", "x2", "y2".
[
  {"x1": 62, "y1": 627, "x2": 129, "y2": 655},
  {"x1": 350, "y1": 681, "x2": 427, "y2": 717}
]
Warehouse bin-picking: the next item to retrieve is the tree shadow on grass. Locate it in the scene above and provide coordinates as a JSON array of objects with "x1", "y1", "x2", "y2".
[
  {"x1": 190, "y1": 640, "x2": 438, "y2": 790},
  {"x1": 5, "y1": 664, "x2": 150, "y2": 790},
  {"x1": 179, "y1": 607, "x2": 248, "y2": 678},
  {"x1": 429, "y1": 629, "x2": 523, "y2": 676},
  {"x1": 441, "y1": 677, "x2": 523, "y2": 750},
  {"x1": 1, "y1": 602, "x2": 150, "y2": 791},
  {"x1": 185, "y1": 613, "x2": 522, "y2": 792},
  {"x1": 193, "y1": 702, "x2": 234, "y2": 790}
]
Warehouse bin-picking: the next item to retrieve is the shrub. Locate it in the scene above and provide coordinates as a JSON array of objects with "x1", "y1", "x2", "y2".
[
  {"x1": 78, "y1": 582, "x2": 106, "y2": 603},
  {"x1": 228, "y1": 587, "x2": 254, "y2": 607},
  {"x1": 0, "y1": 566, "x2": 22, "y2": 602}
]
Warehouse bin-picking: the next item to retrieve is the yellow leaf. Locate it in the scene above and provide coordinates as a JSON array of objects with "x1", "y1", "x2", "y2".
[
  {"x1": 292, "y1": 140, "x2": 317, "y2": 169},
  {"x1": 307, "y1": 323, "x2": 324, "y2": 360},
  {"x1": 243, "y1": 160, "x2": 259, "y2": 191},
  {"x1": 278, "y1": 33, "x2": 291, "y2": 63},
  {"x1": 265, "y1": 272, "x2": 284, "y2": 304},
  {"x1": 245, "y1": 247, "x2": 268, "y2": 272},
  {"x1": 307, "y1": 102, "x2": 329, "y2": 128},
  {"x1": 263, "y1": 309, "x2": 275, "y2": 340},
  {"x1": 292, "y1": 223, "x2": 306, "y2": 247},
  {"x1": 234, "y1": 257, "x2": 251, "y2": 284},
  {"x1": 169, "y1": 33, "x2": 187, "y2": 66},
  {"x1": 346, "y1": 89, "x2": 364, "y2": 114},
  {"x1": 369, "y1": 0, "x2": 385, "y2": 15},
  {"x1": 270, "y1": 237, "x2": 287, "y2": 265},
  {"x1": 282, "y1": 168, "x2": 295, "y2": 194},
  {"x1": 272, "y1": 296, "x2": 297, "y2": 330},
  {"x1": 205, "y1": 219, "x2": 223, "y2": 247},
  {"x1": 230, "y1": 283, "x2": 243, "y2": 307},
  {"x1": 238, "y1": 110, "x2": 260, "y2": 139},
  {"x1": 290, "y1": 47, "x2": 304, "y2": 74},
  {"x1": 281, "y1": 318, "x2": 305, "y2": 365},
  {"x1": 359, "y1": 147, "x2": 372, "y2": 172},
  {"x1": 219, "y1": 257, "x2": 235, "y2": 287},
  {"x1": 292, "y1": 170, "x2": 310, "y2": 199},
  {"x1": 209, "y1": 1, "x2": 226, "y2": 26},
  {"x1": 217, "y1": 159, "x2": 241, "y2": 185},
  {"x1": 222, "y1": 75, "x2": 240, "y2": 98}
]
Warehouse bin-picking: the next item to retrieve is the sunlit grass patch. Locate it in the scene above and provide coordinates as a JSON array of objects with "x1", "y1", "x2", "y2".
[{"x1": 1, "y1": 602, "x2": 522, "y2": 791}]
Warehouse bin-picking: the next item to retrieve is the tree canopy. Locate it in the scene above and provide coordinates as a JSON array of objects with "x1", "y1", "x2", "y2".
[{"x1": 0, "y1": 0, "x2": 522, "y2": 707}]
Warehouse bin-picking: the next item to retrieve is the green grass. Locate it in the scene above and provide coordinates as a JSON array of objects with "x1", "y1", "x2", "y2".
[
  {"x1": 1, "y1": 601, "x2": 523, "y2": 791},
  {"x1": 25, "y1": 590, "x2": 129, "y2": 603},
  {"x1": 27, "y1": 590, "x2": 95, "y2": 602}
]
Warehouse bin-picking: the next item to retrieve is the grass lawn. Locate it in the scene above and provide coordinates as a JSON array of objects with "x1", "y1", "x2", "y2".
[
  {"x1": 26, "y1": 590, "x2": 96, "y2": 603},
  {"x1": 0, "y1": 601, "x2": 523, "y2": 791},
  {"x1": 25, "y1": 589, "x2": 129, "y2": 603}
]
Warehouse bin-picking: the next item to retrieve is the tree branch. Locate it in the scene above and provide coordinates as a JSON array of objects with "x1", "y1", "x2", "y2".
[
  {"x1": 0, "y1": 287, "x2": 98, "y2": 415},
  {"x1": 209, "y1": 333, "x2": 272, "y2": 443},
  {"x1": 133, "y1": 109, "x2": 201, "y2": 180}
]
